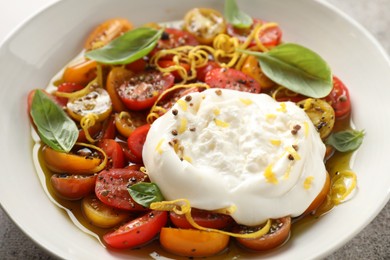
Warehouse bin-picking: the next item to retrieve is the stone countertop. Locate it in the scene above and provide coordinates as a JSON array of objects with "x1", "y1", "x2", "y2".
[{"x1": 0, "y1": 0, "x2": 389, "y2": 259}]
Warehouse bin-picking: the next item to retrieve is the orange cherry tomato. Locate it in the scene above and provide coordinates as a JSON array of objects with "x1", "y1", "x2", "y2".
[
  {"x1": 241, "y1": 55, "x2": 275, "y2": 89},
  {"x1": 303, "y1": 172, "x2": 331, "y2": 215},
  {"x1": 50, "y1": 174, "x2": 96, "y2": 200},
  {"x1": 114, "y1": 111, "x2": 146, "y2": 138},
  {"x1": 184, "y1": 8, "x2": 226, "y2": 45},
  {"x1": 106, "y1": 67, "x2": 134, "y2": 112},
  {"x1": 160, "y1": 228, "x2": 230, "y2": 257},
  {"x1": 235, "y1": 217, "x2": 291, "y2": 251},
  {"x1": 84, "y1": 18, "x2": 133, "y2": 51},
  {"x1": 62, "y1": 59, "x2": 97, "y2": 86},
  {"x1": 82, "y1": 194, "x2": 130, "y2": 228},
  {"x1": 42, "y1": 145, "x2": 102, "y2": 175}
]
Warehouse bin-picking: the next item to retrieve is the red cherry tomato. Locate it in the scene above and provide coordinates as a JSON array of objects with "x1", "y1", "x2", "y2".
[
  {"x1": 235, "y1": 217, "x2": 291, "y2": 251},
  {"x1": 55, "y1": 82, "x2": 85, "y2": 106},
  {"x1": 205, "y1": 68, "x2": 261, "y2": 93},
  {"x1": 117, "y1": 71, "x2": 175, "y2": 111},
  {"x1": 100, "y1": 115, "x2": 116, "y2": 140},
  {"x1": 127, "y1": 124, "x2": 151, "y2": 162},
  {"x1": 196, "y1": 61, "x2": 221, "y2": 82},
  {"x1": 157, "y1": 60, "x2": 191, "y2": 81},
  {"x1": 325, "y1": 76, "x2": 351, "y2": 118},
  {"x1": 103, "y1": 210, "x2": 168, "y2": 249},
  {"x1": 98, "y1": 139, "x2": 125, "y2": 168},
  {"x1": 150, "y1": 28, "x2": 199, "y2": 57},
  {"x1": 158, "y1": 87, "x2": 200, "y2": 113},
  {"x1": 118, "y1": 141, "x2": 143, "y2": 164},
  {"x1": 50, "y1": 174, "x2": 96, "y2": 200},
  {"x1": 77, "y1": 122, "x2": 102, "y2": 143},
  {"x1": 95, "y1": 168, "x2": 148, "y2": 211},
  {"x1": 227, "y1": 19, "x2": 282, "y2": 48},
  {"x1": 170, "y1": 208, "x2": 234, "y2": 230},
  {"x1": 125, "y1": 57, "x2": 148, "y2": 73}
]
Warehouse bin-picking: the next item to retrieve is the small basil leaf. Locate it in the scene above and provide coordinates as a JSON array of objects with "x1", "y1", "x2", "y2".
[
  {"x1": 224, "y1": 0, "x2": 253, "y2": 29},
  {"x1": 239, "y1": 43, "x2": 333, "y2": 98},
  {"x1": 85, "y1": 27, "x2": 163, "y2": 65},
  {"x1": 128, "y1": 182, "x2": 164, "y2": 208},
  {"x1": 326, "y1": 129, "x2": 365, "y2": 152},
  {"x1": 30, "y1": 90, "x2": 78, "y2": 153}
]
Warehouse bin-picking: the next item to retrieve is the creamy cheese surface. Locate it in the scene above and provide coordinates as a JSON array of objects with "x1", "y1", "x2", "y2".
[{"x1": 143, "y1": 88, "x2": 326, "y2": 225}]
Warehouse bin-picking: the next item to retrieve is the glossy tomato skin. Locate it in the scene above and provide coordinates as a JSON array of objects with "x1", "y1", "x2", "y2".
[
  {"x1": 103, "y1": 210, "x2": 168, "y2": 249},
  {"x1": 151, "y1": 28, "x2": 199, "y2": 57},
  {"x1": 50, "y1": 174, "x2": 96, "y2": 200},
  {"x1": 106, "y1": 67, "x2": 134, "y2": 112},
  {"x1": 205, "y1": 68, "x2": 261, "y2": 93},
  {"x1": 325, "y1": 76, "x2": 351, "y2": 118},
  {"x1": 170, "y1": 208, "x2": 234, "y2": 230},
  {"x1": 62, "y1": 59, "x2": 97, "y2": 86},
  {"x1": 196, "y1": 61, "x2": 221, "y2": 82},
  {"x1": 117, "y1": 71, "x2": 175, "y2": 111},
  {"x1": 98, "y1": 139, "x2": 125, "y2": 168},
  {"x1": 227, "y1": 19, "x2": 282, "y2": 48},
  {"x1": 127, "y1": 124, "x2": 151, "y2": 162},
  {"x1": 157, "y1": 60, "x2": 191, "y2": 81},
  {"x1": 235, "y1": 217, "x2": 291, "y2": 251},
  {"x1": 95, "y1": 168, "x2": 148, "y2": 211},
  {"x1": 55, "y1": 82, "x2": 85, "y2": 107}
]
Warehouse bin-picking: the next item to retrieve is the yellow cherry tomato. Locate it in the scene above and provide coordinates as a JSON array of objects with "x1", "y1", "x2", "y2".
[
  {"x1": 106, "y1": 67, "x2": 134, "y2": 112},
  {"x1": 184, "y1": 8, "x2": 226, "y2": 45},
  {"x1": 67, "y1": 87, "x2": 112, "y2": 122},
  {"x1": 82, "y1": 194, "x2": 130, "y2": 228},
  {"x1": 84, "y1": 18, "x2": 133, "y2": 51},
  {"x1": 62, "y1": 59, "x2": 97, "y2": 86},
  {"x1": 114, "y1": 111, "x2": 147, "y2": 138},
  {"x1": 241, "y1": 55, "x2": 275, "y2": 89},
  {"x1": 42, "y1": 145, "x2": 102, "y2": 175}
]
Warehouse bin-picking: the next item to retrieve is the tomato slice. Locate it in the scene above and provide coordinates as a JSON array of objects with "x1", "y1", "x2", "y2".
[
  {"x1": 95, "y1": 168, "x2": 148, "y2": 211},
  {"x1": 241, "y1": 55, "x2": 275, "y2": 89},
  {"x1": 325, "y1": 76, "x2": 351, "y2": 118},
  {"x1": 170, "y1": 208, "x2": 234, "y2": 230},
  {"x1": 125, "y1": 57, "x2": 148, "y2": 73},
  {"x1": 82, "y1": 194, "x2": 130, "y2": 228},
  {"x1": 196, "y1": 61, "x2": 220, "y2": 82},
  {"x1": 62, "y1": 59, "x2": 97, "y2": 86},
  {"x1": 227, "y1": 19, "x2": 282, "y2": 48},
  {"x1": 114, "y1": 111, "x2": 147, "y2": 138},
  {"x1": 103, "y1": 210, "x2": 168, "y2": 249},
  {"x1": 205, "y1": 68, "x2": 261, "y2": 93},
  {"x1": 55, "y1": 82, "x2": 85, "y2": 107},
  {"x1": 119, "y1": 141, "x2": 143, "y2": 164},
  {"x1": 98, "y1": 139, "x2": 125, "y2": 168},
  {"x1": 106, "y1": 67, "x2": 134, "y2": 112},
  {"x1": 158, "y1": 87, "x2": 200, "y2": 113},
  {"x1": 117, "y1": 71, "x2": 175, "y2": 111},
  {"x1": 127, "y1": 124, "x2": 151, "y2": 162},
  {"x1": 235, "y1": 217, "x2": 291, "y2": 251},
  {"x1": 50, "y1": 174, "x2": 96, "y2": 200},
  {"x1": 160, "y1": 228, "x2": 230, "y2": 257},
  {"x1": 157, "y1": 60, "x2": 191, "y2": 81},
  {"x1": 151, "y1": 28, "x2": 199, "y2": 57}
]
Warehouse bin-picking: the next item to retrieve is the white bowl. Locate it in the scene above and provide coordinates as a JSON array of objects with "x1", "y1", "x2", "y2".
[{"x1": 0, "y1": 0, "x2": 389, "y2": 259}]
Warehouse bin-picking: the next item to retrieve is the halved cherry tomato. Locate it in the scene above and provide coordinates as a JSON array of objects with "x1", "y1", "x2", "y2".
[
  {"x1": 55, "y1": 82, "x2": 85, "y2": 107},
  {"x1": 103, "y1": 210, "x2": 168, "y2": 249},
  {"x1": 125, "y1": 58, "x2": 148, "y2": 73},
  {"x1": 50, "y1": 174, "x2": 96, "y2": 200},
  {"x1": 196, "y1": 61, "x2": 220, "y2": 82},
  {"x1": 184, "y1": 8, "x2": 226, "y2": 45},
  {"x1": 77, "y1": 122, "x2": 103, "y2": 142},
  {"x1": 98, "y1": 139, "x2": 125, "y2": 168},
  {"x1": 205, "y1": 68, "x2": 261, "y2": 93},
  {"x1": 241, "y1": 55, "x2": 275, "y2": 89},
  {"x1": 160, "y1": 228, "x2": 229, "y2": 257},
  {"x1": 325, "y1": 76, "x2": 351, "y2": 118},
  {"x1": 99, "y1": 114, "x2": 116, "y2": 140},
  {"x1": 67, "y1": 88, "x2": 112, "y2": 122},
  {"x1": 42, "y1": 145, "x2": 102, "y2": 175},
  {"x1": 84, "y1": 18, "x2": 133, "y2": 51},
  {"x1": 62, "y1": 59, "x2": 97, "y2": 86},
  {"x1": 95, "y1": 168, "x2": 148, "y2": 211},
  {"x1": 151, "y1": 28, "x2": 199, "y2": 57},
  {"x1": 303, "y1": 173, "x2": 331, "y2": 215},
  {"x1": 82, "y1": 194, "x2": 130, "y2": 228},
  {"x1": 114, "y1": 111, "x2": 147, "y2": 138},
  {"x1": 227, "y1": 19, "x2": 282, "y2": 48},
  {"x1": 127, "y1": 124, "x2": 151, "y2": 162},
  {"x1": 170, "y1": 208, "x2": 234, "y2": 230},
  {"x1": 117, "y1": 71, "x2": 175, "y2": 111},
  {"x1": 119, "y1": 141, "x2": 143, "y2": 164},
  {"x1": 106, "y1": 67, "x2": 134, "y2": 112},
  {"x1": 235, "y1": 217, "x2": 291, "y2": 251},
  {"x1": 158, "y1": 87, "x2": 200, "y2": 113},
  {"x1": 157, "y1": 60, "x2": 190, "y2": 81},
  {"x1": 272, "y1": 87, "x2": 307, "y2": 103}
]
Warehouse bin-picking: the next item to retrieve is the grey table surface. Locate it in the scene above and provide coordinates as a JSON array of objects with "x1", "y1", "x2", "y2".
[{"x1": 1, "y1": 0, "x2": 389, "y2": 259}]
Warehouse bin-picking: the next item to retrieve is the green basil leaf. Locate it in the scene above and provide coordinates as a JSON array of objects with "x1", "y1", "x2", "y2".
[
  {"x1": 128, "y1": 182, "x2": 164, "y2": 208},
  {"x1": 30, "y1": 90, "x2": 78, "y2": 153},
  {"x1": 326, "y1": 129, "x2": 365, "y2": 152},
  {"x1": 85, "y1": 27, "x2": 163, "y2": 65},
  {"x1": 239, "y1": 43, "x2": 333, "y2": 98},
  {"x1": 224, "y1": 0, "x2": 253, "y2": 29}
]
